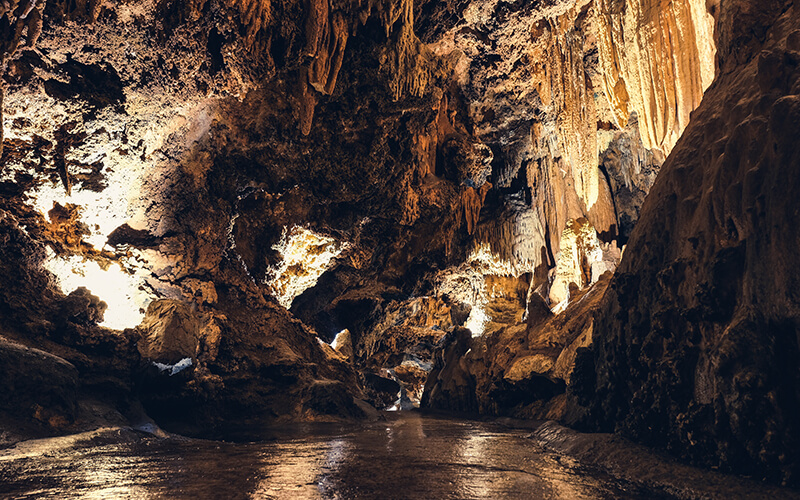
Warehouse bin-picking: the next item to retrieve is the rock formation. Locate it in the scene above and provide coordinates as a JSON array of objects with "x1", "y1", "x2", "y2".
[
  {"x1": 594, "y1": 0, "x2": 716, "y2": 154},
  {"x1": 0, "y1": 337, "x2": 78, "y2": 442},
  {"x1": 423, "y1": 273, "x2": 612, "y2": 419},
  {"x1": 579, "y1": 1, "x2": 800, "y2": 485},
  {"x1": 424, "y1": 0, "x2": 800, "y2": 487}
]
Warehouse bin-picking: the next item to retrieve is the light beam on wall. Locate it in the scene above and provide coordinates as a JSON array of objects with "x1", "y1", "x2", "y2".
[
  {"x1": 43, "y1": 249, "x2": 151, "y2": 330},
  {"x1": 265, "y1": 226, "x2": 349, "y2": 309}
]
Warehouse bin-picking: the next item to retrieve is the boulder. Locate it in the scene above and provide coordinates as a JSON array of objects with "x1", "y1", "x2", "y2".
[
  {"x1": 137, "y1": 289, "x2": 371, "y2": 437},
  {"x1": 59, "y1": 287, "x2": 107, "y2": 325},
  {"x1": 137, "y1": 300, "x2": 200, "y2": 364},
  {"x1": 0, "y1": 337, "x2": 78, "y2": 433}
]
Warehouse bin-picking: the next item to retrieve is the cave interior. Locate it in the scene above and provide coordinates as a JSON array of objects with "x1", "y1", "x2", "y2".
[{"x1": 1, "y1": 0, "x2": 800, "y2": 493}]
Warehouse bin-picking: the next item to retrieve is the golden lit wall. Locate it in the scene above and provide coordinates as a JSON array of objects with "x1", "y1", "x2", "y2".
[{"x1": 594, "y1": 0, "x2": 716, "y2": 154}]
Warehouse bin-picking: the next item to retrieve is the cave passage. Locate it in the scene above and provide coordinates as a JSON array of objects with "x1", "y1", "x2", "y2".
[{"x1": 0, "y1": 0, "x2": 799, "y2": 496}]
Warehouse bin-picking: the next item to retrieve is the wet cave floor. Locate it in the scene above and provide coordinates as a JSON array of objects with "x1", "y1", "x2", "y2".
[{"x1": 0, "y1": 412, "x2": 795, "y2": 499}]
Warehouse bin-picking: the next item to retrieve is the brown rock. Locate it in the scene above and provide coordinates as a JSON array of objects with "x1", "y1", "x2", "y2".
[
  {"x1": 0, "y1": 337, "x2": 78, "y2": 435},
  {"x1": 423, "y1": 274, "x2": 611, "y2": 419},
  {"x1": 59, "y1": 287, "x2": 107, "y2": 326},
  {"x1": 392, "y1": 363, "x2": 428, "y2": 403},
  {"x1": 581, "y1": 4, "x2": 800, "y2": 485},
  {"x1": 594, "y1": 0, "x2": 716, "y2": 154},
  {"x1": 526, "y1": 292, "x2": 553, "y2": 328},
  {"x1": 360, "y1": 371, "x2": 401, "y2": 410},
  {"x1": 331, "y1": 328, "x2": 354, "y2": 361},
  {"x1": 137, "y1": 300, "x2": 200, "y2": 364},
  {"x1": 421, "y1": 327, "x2": 481, "y2": 413},
  {"x1": 137, "y1": 283, "x2": 371, "y2": 436}
]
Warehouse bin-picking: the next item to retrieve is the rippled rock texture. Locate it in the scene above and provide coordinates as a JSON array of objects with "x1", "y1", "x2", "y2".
[{"x1": 579, "y1": 1, "x2": 800, "y2": 485}]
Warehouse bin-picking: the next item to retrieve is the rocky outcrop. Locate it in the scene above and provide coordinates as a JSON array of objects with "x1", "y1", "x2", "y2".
[
  {"x1": 353, "y1": 296, "x2": 458, "y2": 408},
  {"x1": 137, "y1": 288, "x2": 371, "y2": 436},
  {"x1": 423, "y1": 273, "x2": 612, "y2": 420},
  {"x1": 137, "y1": 300, "x2": 201, "y2": 364},
  {"x1": 0, "y1": 0, "x2": 388, "y2": 437},
  {"x1": 0, "y1": 210, "x2": 142, "y2": 442},
  {"x1": 548, "y1": 218, "x2": 619, "y2": 305},
  {"x1": 1, "y1": 198, "x2": 372, "y2": 439},
  {"x1": 576, "y1": 1, "x2": 800, "y2": 485},
  {"x1": 0, "y1": 337, "x2": 78, "y2": 439}
]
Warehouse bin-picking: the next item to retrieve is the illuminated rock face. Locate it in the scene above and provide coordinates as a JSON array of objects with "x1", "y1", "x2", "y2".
[
  {"x1": 265, "y1": 226, "x2": 349, "y2": 309},
  {"x1": 0, "y1": 0, "x2": 377, "y2": 433},
  {"x1": 548, "y1": 218, "x2": 619, "y2": 306},
  {"x1": 2, "y1": 0, "x2": 715, "y2": 342},
  {"x1": 427, "y1": 0, "x2": 800, "y2": 486},
  {"x1": 594, "y1": 0, "x2": 716, "y2": 154},
  {"x1": 137, "y1": 300, "x2": 201, "y2": 364}
]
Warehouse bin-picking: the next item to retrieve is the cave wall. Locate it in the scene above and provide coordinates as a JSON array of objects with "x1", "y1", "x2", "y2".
[
  {"x1": 578, "y1": 0, "x2": 800, "y2": 484},
  {"x1": 422, "y1": 0, "x2": 800, "y2": 486},
  {"x1": 0, "y1": 0, "x2": 391, "y2": 437},
  {"x1": 594, "y1": 0, "x2": 716, "y2": 154}
]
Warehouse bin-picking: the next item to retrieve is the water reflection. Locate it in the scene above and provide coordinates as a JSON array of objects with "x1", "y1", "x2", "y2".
[{"x1": 0, "y1": 414, "x2": 658, "y2": 499}]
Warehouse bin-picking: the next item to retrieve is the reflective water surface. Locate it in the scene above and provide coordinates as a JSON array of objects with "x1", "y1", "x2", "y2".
[{"x1": 1, "y1": 413, "x2": 670, "y2": 499}]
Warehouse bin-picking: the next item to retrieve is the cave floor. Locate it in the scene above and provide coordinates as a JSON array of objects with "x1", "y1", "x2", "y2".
[{"x1": 0, "y1": 412, "x2": 796, "y2": 499}]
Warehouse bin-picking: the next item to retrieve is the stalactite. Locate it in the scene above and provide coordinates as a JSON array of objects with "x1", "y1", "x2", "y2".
[
  {"x1": 593, "y1": 0, "x2": 716, "y2": 154},
  {"x1": 0, "y1": 0, "x2": 45, "y2": 163},
  {"x1": 294, "y1": 0, "x2": 442, "y2": 134},
  {"x1": 307, "y1": 10, "x2": 348, "y2": 94},
  {"x1": 462, "y1": 182, "x2": 491, "y2": 236},
  {"x1": 236, "y1": 0, "x2": 272, "y2": 46}
]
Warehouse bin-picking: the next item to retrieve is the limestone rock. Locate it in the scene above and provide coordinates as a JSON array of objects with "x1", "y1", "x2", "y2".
[
  {"x1": 421, "y1": 327, "x2": 481, "y2": 413},
  {"x1": 579, "y1": 3, "x2": 800, "y2": 485},
  {"x1": 59, "y1": 287, "x2": 107, "y2": 326},
  {"x1": 137, "y1": 283, "x2": 372, "y2": 436},
  {"x1": 548, "y1": 218, "x2": 619, "y2": 305},
  {"x1": 392, "y1": 362, "x2": 429, "y2": 403},
  {"x1": 331, "y1": 328, "x2": 354, "y2": 361},
  {"x1": 0, "y1": 337, "x2": 78, "y2": 434},
  {"x1": 360, "y1": 371, "x2": 401, "y2": 410},
  {"x1": 593, "y1": 0, "x2": 716, "y2": 154},
  {"x1": 423, "y1": 274, "x2": 611, "y2": 419},
  {"x1": 137, "y1": 299, "x2": 201, "y2": 364},
  {"x1": 598, "y1": 114, "x2": 664, "y2": 240},
  {"x1": 505, "y1": 354, "x2": 555, "y2": 382},
  {"x1": 359, "y1": 296, "x2": 458, "y2": 368}
]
